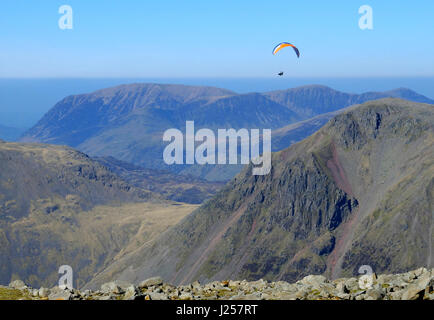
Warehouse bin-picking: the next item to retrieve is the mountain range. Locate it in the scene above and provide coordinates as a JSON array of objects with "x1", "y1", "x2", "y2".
[
  {"x1": 3, "y1": 83, "x2": 433, "y2": 291},
  {"x1": 20, "y1": 84, "x2": 434, "y2": 181}
]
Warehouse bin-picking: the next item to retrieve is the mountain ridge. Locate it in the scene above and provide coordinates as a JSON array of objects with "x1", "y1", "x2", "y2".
[
  {"x1": 85, "y1": 98, "x2": 434, "y2": 289},
  {"x1": 0, "y1": 141, "x2": 198, "y2": 288},
  {"x1": 94, "y1": 156, "x2": 224, "y2": 204},
  {"x1": 20, "y1": 84, "x2": 434, "y2": 181}
]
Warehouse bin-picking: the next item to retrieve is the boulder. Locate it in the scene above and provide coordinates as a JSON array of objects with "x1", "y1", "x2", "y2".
[
  {"x1": 249, "y1": 279, "x2": 268, "y2": 290},
  {"x1": 9, "y1": 280, "x2": 27, "y2": 290},
  {"x1": 365, "y1": 288, "x2": 384, "y2": 300},
  {"x1": 336, "y1": 282, "x2": 350, "y2": 294},
  {"x1": 48, "y1": 288, "x2": 72, "y2": 300},
  {"x1": 147, "y1": 292, "x2": 169, "y2": 300},
  {"x1": 38, "y1": 287, "x2": 50, "y2": 298},
  {"x1": 298, "y1": 275, "x2": 327, "y2": 288},
  {"x1": 123, "y1": 285, "x2": 139, "y2": 300},
  {"x1": 401, "y1": 271, "x2": 431, "y2": 300},
  {"x1": 100, "y1": 282, "x2": 123, "y2": 294},
  {"x1": 139, "y1": 276, "x2": 164, "y2": 289}
]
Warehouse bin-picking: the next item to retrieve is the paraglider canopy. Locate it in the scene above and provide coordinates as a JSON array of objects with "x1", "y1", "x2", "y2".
[{"x1": 272, "y1": 42, "x2": 300, "y2": 58}]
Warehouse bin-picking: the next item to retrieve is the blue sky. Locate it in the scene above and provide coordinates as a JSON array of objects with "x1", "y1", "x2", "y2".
[{"x1": 1, "y1": 0, "x2": 434, "y2": 78}]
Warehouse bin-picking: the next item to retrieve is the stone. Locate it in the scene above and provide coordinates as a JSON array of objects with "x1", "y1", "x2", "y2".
[
  {"x1": 38, "y1": 287, "x2": 50, "y2": 298},
  {"x1": 249, "y1": 279, "x2": 268, "y2": 290},
  {"x1": 389, "y1": 291, "x2": 403, "y2": 300},
  {"x1": 274, "y1": 292, "x2": 299, "y2": 300},
  {"x1": 114, "y1": 280, "x2": 134, "y2": 291},
  {"x1": 260, "y1": 292, "x2": 274, "y2": 300},
  {"x1": 401, "y1": 272, "x2": 414, "y2": 282},
  {"x1": 231, "y1": 292, "x2": 262, "y2": 300},
  {"x1": 9, "y1": 279, "x2": 27, "y2": 290},
  {"x1": 274, "y1": 281, "x2": 297, "y2": 292},
  {"x1": 344, "y1": 278, "x2": 359, "y2": 291},
  {"x1": 336, "y1": 282, "x2": 350, "y2": 294},
  {"x1": 96, "y1": 295, "x2": 115, "y2": 300},
  {"x1": 411, "y1": 267, "x2": 428, "y2": 278},
  {"x1": 424, "y1": 277, "x2": 434, "y2": 297},
  {"x1": 228, "y1": 280, "x2": 241, "y2": 287},
  {"x1": 298, "y1": 275, "x2": 327, "y2": 287},
  {"x1": 365, "y1": 288, "x2": 384, "y2": 300},
  {"x1": 336, "y1": 293, "x2": 351, "y2": 300},
  {"x1": 221, "y1": 280, "x2": 229, "y2": 287},
  {"x1": 355, "y1": 294, "x2": 366, "y2": 300},
  {"x1": 1, "y1": 267, "x2": 432, "y2": 301},
  {"x1": 82, "y1": 290, "x2": 91, "y2": 298},
  {"x1": 169, "y1": 290, "x2": 180, "y2": 300},
  {"x1": 139, "y1": 276, "x2": 164, "y2": 288},
  {"x1": 376, "y1": 274, "x2": 393, "y2": 284},
  {"x1": 48, "y1": 288, "x2": 72, "y2": 300},
  {"x1": 124, "y1": 285, "x2": 139, "y2": 300},
  {"x1": 147, "y1": 292, "x2": 169, "y2": 300},
  {"x1": 401, "y1": 271, "x2": 432, "y2": 300},
  {"x1": 388, "y1": 278, "x2": 407, "y2": 290},
  {"x1": 401, "y1": 268, "x2": 432, "y2": 300},
  {"x1": 401, "y1": 286, "x2": 423, "y2": 300},
  {"x1": 191, "y1": 280, "x2": 201, "y2": 289},
  {"x1": 101, "y1": 281, "x2": 123, "y2": 294},
  {"x1": 179, "y1": 292, "x2": 193, "y2": 300}
]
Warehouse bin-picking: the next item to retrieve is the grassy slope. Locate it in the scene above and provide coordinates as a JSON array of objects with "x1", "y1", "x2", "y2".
[{"x1": 0, "y1": 141, "x2": 198, "y2": 288}]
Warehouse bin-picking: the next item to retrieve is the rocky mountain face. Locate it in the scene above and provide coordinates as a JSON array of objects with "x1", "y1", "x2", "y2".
[
  {"x1": 20, "y1": 84, "x2": 434, "y2": 181},
  {"x1": 94, "y1": 156, "x2": 224, "y2": 204},
  {"x1": 3, "y1": 267, "x2": 433, "y2": 300},
  {"x1": 0, "y1": 141, "x2": 198, "y2": 288},
  {"x1": 86, "y1": 99, "x2": 433, "y2": 289}
]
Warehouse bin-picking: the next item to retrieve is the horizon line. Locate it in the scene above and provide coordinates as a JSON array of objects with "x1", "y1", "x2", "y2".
[{"x1": 1, "y1": 75, "x2": 434, "y2": 80}]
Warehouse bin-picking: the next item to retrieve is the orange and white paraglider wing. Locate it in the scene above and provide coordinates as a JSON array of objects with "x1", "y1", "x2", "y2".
[{"x1": 272, "y1": 42, "x2": 300, "y2": 58}]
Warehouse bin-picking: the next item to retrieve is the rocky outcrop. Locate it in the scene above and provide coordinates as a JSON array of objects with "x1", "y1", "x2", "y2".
[
  {"x1": 2, "y1": 268, "x2": 432, "y2": 300},
  {"x1": 94, "y1": 156, "x2": 224, "y2": 204}
]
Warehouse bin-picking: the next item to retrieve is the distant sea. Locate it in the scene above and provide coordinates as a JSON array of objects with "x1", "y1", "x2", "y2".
[{"x1": 1, "y1": 77, "x2": 433, "y2": 128}]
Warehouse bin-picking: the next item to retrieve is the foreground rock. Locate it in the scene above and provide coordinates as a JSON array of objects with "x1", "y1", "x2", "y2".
[{"x1": 2, "y1": 268, "x2": 433, "y2": 300}]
